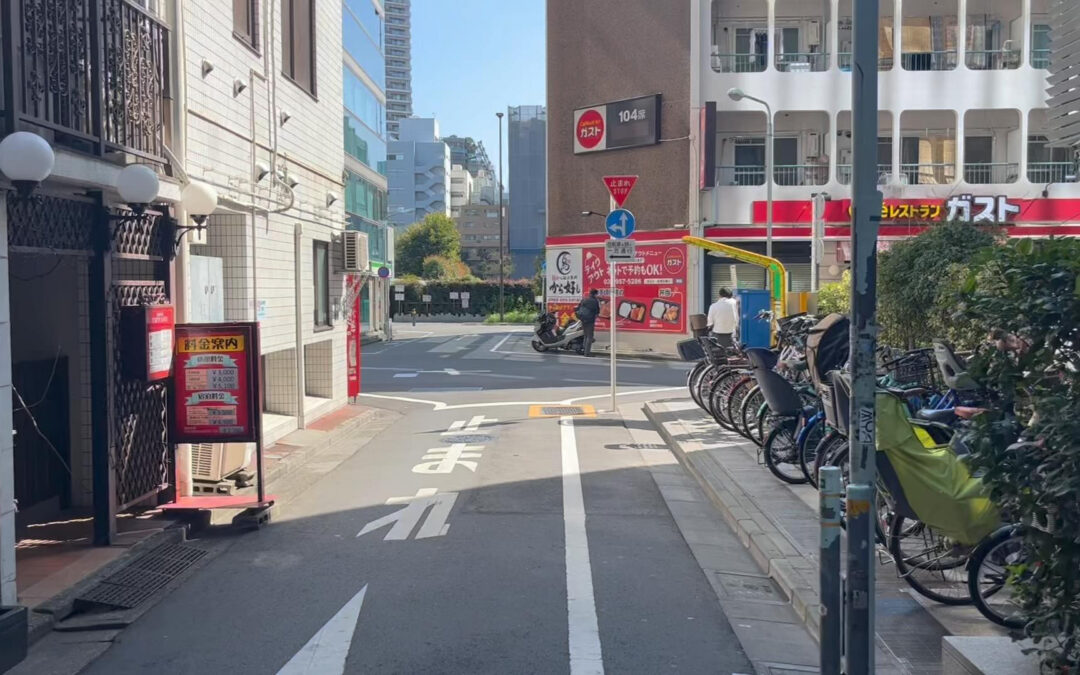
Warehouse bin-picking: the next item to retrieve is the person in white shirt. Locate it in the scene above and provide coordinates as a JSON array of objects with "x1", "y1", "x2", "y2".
[{"x1": 706, "y1": 288, "x2": 740, "y2": 349}]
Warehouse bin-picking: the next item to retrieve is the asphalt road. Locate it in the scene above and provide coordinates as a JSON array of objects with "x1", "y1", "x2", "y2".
[{"x1": 80, "y1": 323, "x2": 754, "y2": 674}]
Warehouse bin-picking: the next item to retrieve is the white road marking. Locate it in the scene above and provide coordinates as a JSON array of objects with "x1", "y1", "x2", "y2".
[
  {"x1": 357, "y1": 488, "x2": 458, "y2": 540},
  {"x1": 412, "y1": 444, "x2": 483, "y2": 473},
  {"x1": 560, "y1": 416, "x2": 604, "y2": 674},
  {"x1": 276, "y1": 585, "x2": 367, "y2": 674},
  {"x1": 444, "y1": 368, "x2": 460, "y2": 376},
  {"x1": 393, "y1": 372, "x2": 418, "y2": 378},
  {"x1": 356, "y1": 387, "x2": 682, "y2": 412}
]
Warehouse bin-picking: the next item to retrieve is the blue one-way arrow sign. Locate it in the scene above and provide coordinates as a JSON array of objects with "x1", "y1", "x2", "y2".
[{"x1": 605, "y1": 209, "x2": 635, "y2": 239}]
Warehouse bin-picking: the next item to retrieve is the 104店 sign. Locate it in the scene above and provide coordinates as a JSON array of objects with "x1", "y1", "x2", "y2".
[
  {"x1": 574, "y1": 94, "x2": 661, "y2": 154},
  {"x1": 172, "y1": 323, "x2": 261, "y2": 444}
]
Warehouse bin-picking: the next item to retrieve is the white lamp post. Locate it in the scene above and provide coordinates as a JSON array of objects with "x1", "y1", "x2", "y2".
[
  {"x1": 181, "y1": 180, "x2": 218, "y2": 226},
  {"x1": 727, "y1": 88, "x2": 773, "y2": 260},
  {"x1": 0, "y1": 131, "x2": 56, "y2": 197}
]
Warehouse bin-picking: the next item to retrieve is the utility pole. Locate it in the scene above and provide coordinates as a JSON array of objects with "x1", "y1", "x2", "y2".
[
  {"x1": 846, "y1": 0, "x2": 883, "y2": 671},
  {"x1": 496, "y1": 111, "x2": 505, "y2": 322}
]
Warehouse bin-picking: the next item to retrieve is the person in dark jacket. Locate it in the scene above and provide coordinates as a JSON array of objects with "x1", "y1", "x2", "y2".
[{"x1": 576, "y1": 289, "x2": 601, "y2": 356}]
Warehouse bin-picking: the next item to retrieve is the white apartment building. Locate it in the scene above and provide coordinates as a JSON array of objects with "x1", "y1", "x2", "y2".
[
  {"x1": 696, "y1": 0, "x2": 1078, "y2": 296},
  {"x1": 181, "y1": 0, "x2": 348, "y2": 445},
  {"x1": 450, "y1": 164, "x2": 475, "y2": 216}
]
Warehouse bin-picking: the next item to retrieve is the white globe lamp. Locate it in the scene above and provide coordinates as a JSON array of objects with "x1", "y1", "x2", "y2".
[
  {"x1": 116, "y1": 164, "x2": 160, "y2": 213},
  {"x1": 181, "y1": 180, "x2": 218, "y2": 226},
  {"x1": 0, "y1": 132, "x2": 55, "y2": 197}
]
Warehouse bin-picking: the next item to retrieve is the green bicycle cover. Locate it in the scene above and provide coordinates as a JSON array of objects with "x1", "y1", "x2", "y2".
[{"x1": 875, "y1": 393, "x2": 1000, "y2": 545}]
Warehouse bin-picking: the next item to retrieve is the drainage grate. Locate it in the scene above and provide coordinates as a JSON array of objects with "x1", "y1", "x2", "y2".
[
  {"x1": 541, "y1": 406, "x2": 585, "y2": 416},
  {"x1": 76, "y1": 543, "x2": 208, "y2": 610}
]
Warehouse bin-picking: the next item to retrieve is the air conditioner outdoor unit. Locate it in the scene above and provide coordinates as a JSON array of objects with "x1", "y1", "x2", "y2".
[
  {"x1": 190, "y1": 443, "x2": 251, "y2": 483},
  {"x1": 342, "y1": 230, "x2": 370, "y2": 273}
]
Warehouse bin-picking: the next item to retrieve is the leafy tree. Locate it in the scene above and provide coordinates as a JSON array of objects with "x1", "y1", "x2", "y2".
[
  {"x1": 421, "y1": 255, "x2": 470, "y2": 280},
  {"x1": 877, "y1": 222, "x2": 999, "y2": 348},
  {"x1": 816, "y1": 270, "x2": 850, "y2": 315},
  {"x1": 395, "y1": 213, "x2": 462, "y2": 276},
  {"x1": 471, "y1": 249, "x2": 513, "y2": 280},
  {"x1": 959, "y1": 238, "x2": 1080, "y2": 670}
]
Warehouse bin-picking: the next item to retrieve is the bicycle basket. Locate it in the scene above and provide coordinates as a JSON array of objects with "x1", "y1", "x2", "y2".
[
  {"x1": 884, "y1": 350, "x2": 937, "y2": 389},
  {"x1": 676, "y1": 339, "x2": 707, "y2": 362}
]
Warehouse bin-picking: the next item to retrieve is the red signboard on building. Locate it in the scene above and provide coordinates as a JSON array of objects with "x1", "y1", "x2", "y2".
[
  {"x1": 547, "y1": 243, "x2": 688, "y2": 334},
  {"x1": 576, "y1": 109, "x2": 605, "y2": 150},
  {"x1": 752, "y1": 197, "x2": 1080, "y2": 225},
  {"x1": 173, "y1": 323, "x2": 261, "y2": 444},
  {"x1": 346, "y1": 276, "x2": 362, "y2": 398}
]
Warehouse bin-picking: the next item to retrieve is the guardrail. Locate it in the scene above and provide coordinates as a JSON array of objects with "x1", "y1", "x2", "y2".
[
  {"x1": 1028, "y1": 162, "x2": 1077, "y2": 184},
  {"x1": 711, "y1": 53, "x2": 767, "y2": 73},
  {"x1": 776, "y1": 53, "x2": 829, "y2": 72},
  {"x1": 901, "y1": 51, "x2": 957, "y2": 71},
  {"x1": 901, "y1": 162, "x2": 956, "y2": 185},
  {"x1": 965, "y1": 49, "x2": 1021, "y2": 70}
]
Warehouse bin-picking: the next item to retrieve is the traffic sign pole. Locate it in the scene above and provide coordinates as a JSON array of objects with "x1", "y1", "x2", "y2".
[{"x1": 609, "y1": 196, "x2": 617, "y2": 413}]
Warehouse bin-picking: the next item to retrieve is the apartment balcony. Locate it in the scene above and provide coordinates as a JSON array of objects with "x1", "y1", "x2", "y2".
[
  {"x1": 964, "y1": 162, "x2": 1019, "y2": 184},
  {"x1": 776, "y1": 52, "x2": 829, "y2": 73},
  {"x1": 711, "y1": 53, "x2": 767, "y2": 74},
  {"x1": 1028, "y1": 109, "x2": 1077, "y2": 184},
  {"x1": 1028, "y1": 162, "x2": 1076, "y2": 184},
  {"x1": 837, "y1": 164, "x2": 892, "y2": 184},
  {"x1": 1, "y1": 0, "x2": 172, "y2": 164},
  {"x1": 714, "y1": 110, "x2": 830, "y2": 187}
]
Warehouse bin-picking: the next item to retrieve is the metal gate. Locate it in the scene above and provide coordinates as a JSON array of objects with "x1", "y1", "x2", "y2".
[{"x1": 6, "y1": 194, "x2": 174, "y2": 534}]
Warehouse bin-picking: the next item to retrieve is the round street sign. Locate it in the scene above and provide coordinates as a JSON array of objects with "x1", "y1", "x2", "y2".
[
  {"x1": 576, "y1": 109, "x2": 605, "y2": 150},
  {"x1": 377, "y1": 266, "x2": 391, "y2": 278},
  {"x1": 605, "y1": 209, "x2": 636, "y2": 239}
]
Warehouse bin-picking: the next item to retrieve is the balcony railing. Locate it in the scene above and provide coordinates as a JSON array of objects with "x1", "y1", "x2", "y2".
[
  {"x1": 711, "y1": 53, "x2": 767, "y2": 73},
  {"x1": 838, "y1": 164, "x2": 893, "y2": 185},
  {"x1": 774, "y1": 164, "x2": 829, "y2": 186},
  {"x1": 1, "y1": 0, "x2": 171, "y2": 163},
  {"x1": 776, "y1": 53, "x2": 829, "y2": 72},
  {"x1": 1028, "y1": 162, "x2": 1077, "y2": 184},
  {"x1": 1031, "y1": 49, "x2": 1051, "y2": 69},
  {"x1": 715, "y1": 165, "x2": 830, "y2": 186},
  {"x1": 901, "y1": 162, "x2": 956, "y2": 185},
  {"x1": 839, "y1": 53, "x2": 893, "y2": 70},
  {"x1": 902, "y1": 51, "x2": 958, "y2": 71},
  {"x1": 716, "y1": 165, "x2": 765, "y2": 186},
  {"x1": 965, "y1": 49, "x2": 1021, "y2": 70},
  {"x1": 964, "y1": 162, "x2": 1019, "y2": 184}
]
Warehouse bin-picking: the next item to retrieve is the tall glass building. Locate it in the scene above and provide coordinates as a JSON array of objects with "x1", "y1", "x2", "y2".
[{"x1": 343, "y1": 0, "x2": 391, "y2": 334}]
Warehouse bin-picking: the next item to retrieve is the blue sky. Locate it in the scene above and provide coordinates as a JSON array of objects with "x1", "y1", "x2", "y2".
[{"x1": 410, "y1": 0, "x2": 546, "y2": 183}]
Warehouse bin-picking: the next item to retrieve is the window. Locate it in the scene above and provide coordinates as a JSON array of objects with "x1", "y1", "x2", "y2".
[
  {"x1": 233, "y1": 0, "x2": 259, "y2": 50},
  {"x1": 282, "y1": 0, "x2": 316, "y2": 95},
  {"x1": 313, "y1": 240, "x2": 330, "y2": 327}
]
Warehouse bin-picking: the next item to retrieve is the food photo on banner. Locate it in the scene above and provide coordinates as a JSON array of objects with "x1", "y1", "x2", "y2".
[{"x1": 546, "y1": 243, "x2": 687, "y2": 334}]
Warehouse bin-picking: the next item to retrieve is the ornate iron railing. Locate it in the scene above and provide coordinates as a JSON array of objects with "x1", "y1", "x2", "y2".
[{"x1": 2, "y1": 0, "x2": 170, "y2": 163}]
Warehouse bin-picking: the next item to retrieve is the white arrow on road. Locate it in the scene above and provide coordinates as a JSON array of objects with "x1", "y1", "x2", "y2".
[{"x1": 277, "y1": 585, "x2": 367, "y2": 674}]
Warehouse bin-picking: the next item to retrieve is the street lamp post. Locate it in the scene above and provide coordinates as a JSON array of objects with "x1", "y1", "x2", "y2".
[
  {"x1": 496, "y1": 111, "x2": 505, "y2": 323},
  {"x1": 727, "y1": 88, "x2": 773, "y2": 260}
]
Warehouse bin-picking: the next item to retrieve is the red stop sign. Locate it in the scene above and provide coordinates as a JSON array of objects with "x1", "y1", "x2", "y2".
[{"x1": 576, "y1": 109, "x2": 605, "y2": 149}]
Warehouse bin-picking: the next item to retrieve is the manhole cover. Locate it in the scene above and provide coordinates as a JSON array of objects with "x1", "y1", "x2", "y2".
[
  {"x1": 542, "y1": 406, "x2": 584, "y2": 416},
  {"x1": 76, "y1": 543, "x2": 208, "y2": 610}
]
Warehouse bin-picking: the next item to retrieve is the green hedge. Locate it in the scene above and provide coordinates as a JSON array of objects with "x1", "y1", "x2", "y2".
[{"x1": 389, "y1": 279, "x2": 539, "y2": 316}]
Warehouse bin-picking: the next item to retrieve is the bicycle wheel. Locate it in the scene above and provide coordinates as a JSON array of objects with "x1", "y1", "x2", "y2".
[
  {"x1": 888, "y1": 514, "x2": 973, "y2": 605},
  {"x1": 797, "y1": 415, "x2": 826, "y2": 483},
  {"x1": 707, "y1": 369, "x2": 743, "y2": 431},
  {"x1": 806, "y1": 431, "x2": 845, "y2": 489},
  {"x1": 968, "y1": 526, "x2": 1030, "y2": 629},
  {"x1": 739, "y1": 386, "x2": 765, "y2": 443},
  {"x1": 726, "y1": 377, "x2": 756, "y2": 440},
  {"x1": 763, "y1": 419, "x2": 808, "y2": 484},
  {"x1": 754, "y1": 404, "x2": 769, "y2": 446},
  {"x1": 730, "y1": 377, "x2": 756, "y2": 436},
  {"x1": 687, "y1": 362, "x2": 708, "y2": 409}
]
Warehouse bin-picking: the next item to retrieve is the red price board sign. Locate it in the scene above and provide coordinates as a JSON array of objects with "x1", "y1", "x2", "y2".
[{"x1": 173, "y1": 323, "x2": 261, "y2": 443}]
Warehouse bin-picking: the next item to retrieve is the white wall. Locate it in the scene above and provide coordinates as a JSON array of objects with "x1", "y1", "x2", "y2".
[{"x1": 183, "y1": 0, "x2": 348, "y2": 429}]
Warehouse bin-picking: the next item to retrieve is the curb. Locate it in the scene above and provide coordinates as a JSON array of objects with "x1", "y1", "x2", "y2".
[
  {"x1": 26, "y1": 524, "x2": 187, "y2": 646},
  {"x1": 644, "y1": 401, "x2": 823, "y2": 639},
  {"x1": 596, "y1": 348, "x2": 681, "y2": 363}
]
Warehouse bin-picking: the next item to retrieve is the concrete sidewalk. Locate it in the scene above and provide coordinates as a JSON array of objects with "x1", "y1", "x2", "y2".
[{"x1": 645, "y1": 398, "x2": 971, "y2": 675}]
